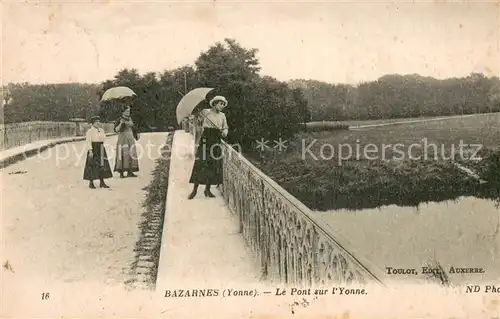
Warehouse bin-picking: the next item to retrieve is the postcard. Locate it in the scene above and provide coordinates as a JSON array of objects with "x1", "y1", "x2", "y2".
[{"x1": 1, "y1": 1, "x2": 499, "y2": 318}]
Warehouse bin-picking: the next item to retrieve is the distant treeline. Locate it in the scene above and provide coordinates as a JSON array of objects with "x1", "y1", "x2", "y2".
[
  {"x1": 289, "y1": 74, "x2": 500, "y2": 121},
  {"x1": 0, "y1": 76, "x2": 184, "y2": 132},
  {"x1": 1, "y1": 39, "x2": 308, "y2": 151},
  {"x1": 3, "y1": 43, "x2": 500, "y2": 140},
  {"x1": 1, "y1": 83, "x2": 101, "y2": 124}
]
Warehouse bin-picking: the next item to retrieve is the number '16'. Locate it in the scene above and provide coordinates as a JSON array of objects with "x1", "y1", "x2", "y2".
[{"x1": 41, "y1": 293, "x2": 50, "y2": 300}]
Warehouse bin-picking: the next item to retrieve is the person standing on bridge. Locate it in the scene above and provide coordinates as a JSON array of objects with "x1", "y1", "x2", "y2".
[
  {"x1": 113, "y1": 105, "x2": 140, "y2": 178},
  {"x1": 83, "y1": 116, "x2": 112, "y2": 189},
  {"x1": 187, "y1": 96, "x2": 229, "y2": 199}
]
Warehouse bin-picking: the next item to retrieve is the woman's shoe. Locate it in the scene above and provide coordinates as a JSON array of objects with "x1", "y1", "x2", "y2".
[
  {"x1": 187, "y1": 190, "x2": 197, "y2": 200},
  {"x1": 204, "y1": 190, "x2": 215, "y2": 198},
  {"x1": 119, "y1": 173, "x2": 125, "y2": 179},
  {"x1": 89, "y1": 182, "x2": 96, "y2": 189},
  {"x1": 127, "y1": 172, "x2": 137, "y2": 178},
  {"x1": 100, "y1": 182, "x2": 110, "y2": 188}
]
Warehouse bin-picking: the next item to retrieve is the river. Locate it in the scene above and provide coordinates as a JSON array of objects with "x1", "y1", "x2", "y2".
[{"x1": 314, "y1": 197, "x2": 500, "y2": 284}]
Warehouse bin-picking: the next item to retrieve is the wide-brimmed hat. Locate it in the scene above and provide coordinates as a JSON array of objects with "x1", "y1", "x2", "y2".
[{"x1": 209, "y1": 96, "x2": 228, "y2": 108}]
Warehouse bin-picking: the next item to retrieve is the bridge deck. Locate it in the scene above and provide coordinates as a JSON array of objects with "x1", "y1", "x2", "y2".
[
  {"x1": 156, "y1": 131, "x2": 262, "y2": 290},
  {"x1": 1, "y1": 134, "x2": 166, "y2": 304}
]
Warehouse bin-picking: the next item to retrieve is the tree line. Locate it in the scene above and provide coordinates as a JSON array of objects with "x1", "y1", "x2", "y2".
[
  {"x1": 1, "y1": 83, "x2": 101, "y2": 124},
  {"x1": 2, "y1": 38, "x2": 500, "y2": 150},
  {"x1": 2, "y1": 39, "x2": 308, "y2": 151},
  {"x1": 289, "y1": 73, "x2": 500, "y2": 121}
]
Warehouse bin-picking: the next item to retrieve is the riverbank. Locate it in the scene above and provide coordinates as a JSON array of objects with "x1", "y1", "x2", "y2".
[{"x1": 250, "y1": 112, "x2": 500, "y2": 211}]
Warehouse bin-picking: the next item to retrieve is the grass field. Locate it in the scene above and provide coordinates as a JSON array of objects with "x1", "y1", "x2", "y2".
[
  {"x1": 303, "y1": 112, "x2": 500, "y2": 158},
  {"x1": 252, "y1": 112, "x2": 500, "y2": 211}
]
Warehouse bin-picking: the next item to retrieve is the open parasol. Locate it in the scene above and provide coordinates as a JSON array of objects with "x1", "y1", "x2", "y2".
[
  {"x1": 101, "y1": 86, "x2": 137, "y2": 102},
  {"x1": 175, "y1": 87, "x2": 214, "y2": 124}
]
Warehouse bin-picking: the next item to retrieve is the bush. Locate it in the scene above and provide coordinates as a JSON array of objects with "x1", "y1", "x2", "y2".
[{"x1": 195, "y1": 39, "x2": 309, "y2": 152}]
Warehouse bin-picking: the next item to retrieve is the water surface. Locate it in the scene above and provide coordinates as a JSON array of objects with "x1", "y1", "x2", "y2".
[{"x1": 315, "y1": 197, "x2": 499, "y2": 284}]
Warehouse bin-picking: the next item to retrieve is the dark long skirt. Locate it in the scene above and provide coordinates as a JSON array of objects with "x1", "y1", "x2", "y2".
[
  {"x1": 83, "y1": 142, "x2": 113, "y2": 181},
  {"x1": 114, "y1": 128, "x2": 139, "y2": 173},
  {"x1": 189, "y1": 128, "x2": 223, "y2": 185}
]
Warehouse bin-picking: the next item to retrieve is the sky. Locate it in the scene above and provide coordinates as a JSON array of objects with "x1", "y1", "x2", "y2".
[{"x1": 2, "y1": 0, "x2": 499, "y2": 85}]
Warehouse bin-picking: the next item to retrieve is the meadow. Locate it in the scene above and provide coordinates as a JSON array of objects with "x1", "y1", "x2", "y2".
[{"x1": 251, "y1": 112, "x2": 500, "y2": 211}]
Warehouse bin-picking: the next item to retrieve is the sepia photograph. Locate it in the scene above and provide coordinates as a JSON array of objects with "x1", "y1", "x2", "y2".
[{"x1": 1, "y1": 1, "x2": 499, "y2": 318}]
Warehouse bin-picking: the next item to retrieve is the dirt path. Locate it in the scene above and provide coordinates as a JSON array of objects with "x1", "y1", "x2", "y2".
[{"x1": 1, "y1": 133, "x2": 166, "y2": 297}]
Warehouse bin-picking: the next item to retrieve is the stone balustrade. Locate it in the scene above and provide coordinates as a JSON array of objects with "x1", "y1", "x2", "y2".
[
  {"x1": 0, "y1": 121, "x2": 115, "y2": 151},
  {"x1": 220, "y1": 143, "x2": 385, "y2": 285},
  {"x1": 186, "y1": 120, "x2": 385, "y2": 286}
]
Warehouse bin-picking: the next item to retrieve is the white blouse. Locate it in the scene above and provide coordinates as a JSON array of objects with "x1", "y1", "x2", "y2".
[
  {"x1": 199, "y1": 109, "x2": 229, "y2": 136},
  {"x1": 86, "y1": 126, "x2": 106, "y2": 150}
]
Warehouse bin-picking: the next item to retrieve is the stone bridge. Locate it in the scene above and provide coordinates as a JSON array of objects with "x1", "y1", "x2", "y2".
[{"x1": 1, "y1": 121, "x2": 386, "y2": 316}]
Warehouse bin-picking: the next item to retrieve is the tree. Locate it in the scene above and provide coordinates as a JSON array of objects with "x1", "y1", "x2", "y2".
[
  {"x1": 194, "y1": 38, "x2": 303, "y2": 150},
  {"x1": 195, "y1": 39, "x2": 260, "y2": 88},
  {"x1": 2, "y1": 82, "x2": 100, "y2": 123}
]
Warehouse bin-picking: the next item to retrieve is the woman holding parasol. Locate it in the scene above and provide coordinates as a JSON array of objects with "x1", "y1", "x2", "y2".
[
  {"x1": 187, "y1": 95, "x2": 229, "y2": 199},
  {"x1": 113, "y1": 103, "x2": 140, "y2": 178},
  {"x1": 100, "y1": 86, "x2": 140, "y2": 178}
]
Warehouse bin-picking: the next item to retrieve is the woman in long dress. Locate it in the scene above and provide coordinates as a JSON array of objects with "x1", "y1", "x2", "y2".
[
  {"x1": 113, "y1": 105, "x2": 140, "y2": 178},
  {"x1": 187, "y1": 96, "x2": 229, "y2": 199},
  {"x1": 83, "y1": 116, "x2": 112, "y2": 188}
]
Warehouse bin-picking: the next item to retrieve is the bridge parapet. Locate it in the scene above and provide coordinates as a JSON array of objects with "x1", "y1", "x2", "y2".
[
  {"x1": 0, "y1": 121, "x2": 114, "y2": 151},
  {"x1": 220, "y1": 142, "x2": 386, "y2": 286},
  {"x1": 184, "y1": 119, "x2": 386, "y2": 286}
]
